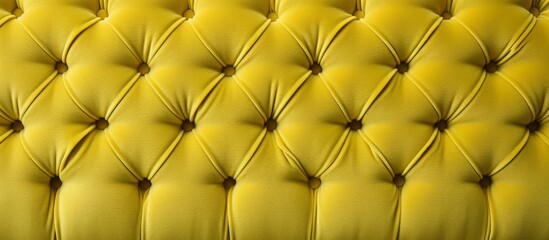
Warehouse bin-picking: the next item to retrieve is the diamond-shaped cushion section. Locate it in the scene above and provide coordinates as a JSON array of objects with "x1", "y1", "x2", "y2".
[
  {"x1": 0, "y1": 21, "x2": 57, "y2": 118},
  {"x1": 143, "y1": 134, "x2": 227, "y2": 239},
  {"x1": 65, "y1": 21, "x2": 140, "y2": 117}
]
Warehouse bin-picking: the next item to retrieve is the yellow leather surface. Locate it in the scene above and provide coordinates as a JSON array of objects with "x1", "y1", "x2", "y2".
[{"x1": 1, "y1": 0, "x2": 549, "y2": 239}]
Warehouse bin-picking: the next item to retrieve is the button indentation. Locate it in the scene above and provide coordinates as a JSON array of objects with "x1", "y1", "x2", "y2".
[
  {"x1": 530, "y1": 7, "x2": 540, "y2": 17},
  {"x1": 441, "y1": 11, "x2": 452, "y2": 20},
  {"x1": 97, "y1": 9, "x2": 108, "y2": 19},
  {"x1": 56, "y1": 62, "x2": 68, "y2": 74},
  {"x1": 397, "y1": 62, "x2": 408, "y2": 73},
  {"x1": 138, "y1": 63, "x2": 150, "y2": 75},
  {"x1": 181, "y1": 120, "x2": 195, "y2": 132},
  {"x1": 353, "y1": 10, "x2": 364, "y2": 18},
  {"x1": 485, "y1": 61, "x2": 498, "y2": 73},
  {"x1": 12, "y1": 8, "x2": 23, "y2": 17},
  {"x1": 223, "y1": 65, "x2": 235, "y2": 77},
  {"x1": 265, "y1": 118, "x2": 277, "y2": 131},
  {"x1": 224, "y1": 177, "x2": 236, "y2": 190},
  {"x1": 527, "y1": 121, "x2": 540, "y2": 132},
  {"x1": 11, "y1": 120, "x2": 24, "y2": 132},
  {"x1": 479, "y1": 176, "x2": 492, "y2": 188},
  {"x1": 435, "y1": 120, "x2": 448, "y2": 131},
  {"x1": 96, "y1": 118, "x2": 109, "y2": 130},
  {"x1": 268, "y1": 12, "x2": 278, "y2": 21},
  {"x1": 50, "y1": 176, "x2": 62, "y2": 190},
  {"x1": 393, "y1": 174, "x2": 405, "y2": 187},
  {"x1": 183, "y1": 9, "x2": 195, "y2": 18},
  {"x1": 348, "y1": 119, "x2": 362, "y2": 131},
  {"x1": 309, "y1": 177, "x2": 321, "y2": 189},
  {"x1": 139, "y1": 178, "x2": 151, "y2": 190},
  {"x1": 310, "y1": 63, "x2": 322, "y2": 75}
]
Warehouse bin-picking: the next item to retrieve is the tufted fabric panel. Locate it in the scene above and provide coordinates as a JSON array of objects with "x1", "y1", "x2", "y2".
[{"x1": 1, "y1": 0, "x2": 549, "y2": 239}]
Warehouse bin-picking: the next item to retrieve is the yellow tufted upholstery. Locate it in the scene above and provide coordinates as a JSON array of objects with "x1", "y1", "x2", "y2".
[{"x1": 1, "y1": 0, "x2": 549, "y2": 239}]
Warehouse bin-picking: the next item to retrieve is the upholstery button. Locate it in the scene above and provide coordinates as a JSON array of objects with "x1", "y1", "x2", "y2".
[
  {"x1": 309, "y1": 177, "x2": 321, "y2": 189},
  {"x1": 139, "y1": 178, "x2": 151, "y2": 190},
  {"x1": 223, "y1": 65, "x2": 236, "y2": 77},
  {"x1": 56, "y1": 62, "x2": 68, "y2": 74},
  {"x1": 397, "y1": 62, "x2": 408, "y2": 73},
  {"x1": 435, "y1": 120, "x2": 448, "y2": 131},
  {"x1": 527, "y1": 121, "x2": 540, "y2": 132},
  {"x1": 441, "y1": 11, "x2": 452, "y2": 20},
  {"x1": 97, "y1": 9, "x2": 108, "y2": 19},
  {"x1": 268, "y1": 12, "x2": 278, "y2": 21},
  {"x1": 393, "y1": 174, "x2": 405, "y2": 187},
  {"x1": 348, "y1": 119, "x2": 362, "y2": 131},
  {"x1": 95, "y1": 118, "x2": 109, "y2": 130},
  {"x1": 181, "y1": 119, "x2": 195, "y2": 132},
  {"x1": 50, "y1": 176, "x2": 62, "y2": 190},
  {"x1": 224, "y1": 177, "x2": 236, "y2": 190},
  {"x1": 310, "y1": 63, "x2": 322, "y2": 75},
  {"x1": 265, "y1": 118, "x2": 277, "y2": 131},
  {"x1": 530, "y1": 7, "x2": 540, "y2": 17},
  {"x1": 353, "y1": 10, "x2": 364, "y2": 18},
  {"x1": 484, "y1": 61, "x2": 498, "y2": 73},
  {"x1": 138, "y1": 63, "x2": 150, "y2": 75},
  {"x1": 12, "y1": 8, "x2": 23, "y2": 17},
  {"x1": 479, "y1": 175, "x2": 492, "y2": 188},
  {"x1": 183, "y1": 9, "x2": 195, "y2": 18},
  {"x1": 11, "y1": 120, "x2": 24, "y2": 132}
]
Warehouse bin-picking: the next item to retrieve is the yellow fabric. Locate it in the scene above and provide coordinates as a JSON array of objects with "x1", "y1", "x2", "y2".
[{"x1": 1, "y1": 0, "x2": 548, "y2": 239}]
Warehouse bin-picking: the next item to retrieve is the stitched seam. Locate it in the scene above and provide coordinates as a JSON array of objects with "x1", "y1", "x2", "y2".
[
  {"x1": 17, "y1": 21, "x2": 57, "y2": 60},
  {"x1": 0, "y1": 15, "x2": 15, "y2": 27},
  {"x1": 148, "y1": 131, "x2": 184, "y2": 180},
  {"x1": 361, "y1": 21, "x2": 399, "y2": 63},
  {"x1": 445, "y1": 130, "x2": 483, "y2": 177},
  {"x1": 144, "y1": 76, "x2": 185, "y2": 121},
  {"x1": 491, "y1": 132, "x2": 529, "y2": 175},
  {"x1": 104, "y1": 74, "x2": 141, "y2": 119},
  {"x1": 192, "y1": 131, "x2": 227, "y2": 178},
  {"x1": 20, "y1": 72, "x2": 58, "y2": 118},
  {"x1": 537, "y1": 131, "x2": 549, "y2": 147},
  {"x1": 316, "y1": 130, "x2": 351, "y2": 177},
  {"x1": 105, "y1": 21, "x2": 142, "y2": 62},
  {"x1": 61, "y1": 18, "x2": 100, "y2": 62},
  {"x1": 233, "y1": 130, "x2": 267, "y2": 178},
  {"x1": 234, "y1": 20, "x2": 271, "y2": 66},
  {"x1": 189, "y1": 22, "x2": 225, "y2": 66},
  {"x1": 358, "y1": 71, "x2": 396, "y2": 119},
  {"x1": 318, "y1": 74, "x2": 351, "y2": 121},
  {"x1": 62, "y1": 76, "x2": 103, "y2": 119},
  {"x1": 273, "y1": 72, "x2": 311, "y2": 119},
  {"x1": 407, "y1": 18, "x2": 443, "y2": 63},
  {"x1": 358, "y1": 130, "x2": 395, "y2": 176},
  {"x1": 104, "y1": 132, "x2": 140, "y2": 179},
  {"x1": 278, "y1": 21, "x2": 314, "y2": 63},
  {"x1": 454, "y1": 18, "x2": 490, "y2": 62},
  {"x1": 405, "y1": 73, "x2": 442, "y2": 119},
  {"x1": 497, "y1": 72, "x2": 536, "y2": 120},
  {"x1": 18, "y1": 133, "x2": 53, "y2": 176},
  {"x1": 495, "y1": 16, "x2": 536, "y2": 63},
  {"x1": 447, "y1": 71, "x2": 487, "y2": 121},
  {"x1": 59, "y1": 127, "x2": 94, "y2": 172},
  {"x1": 232, "y1": 76, "x2": 268, "y2": 120},
  {"x1": 317, "y1": 16, "x2": 356, "y2": 61},
  {"x1": 273, "y1": 132, "x2": 307, "y2": 176},
  {"x1": 149, "y1": 18, "x2": 186, "y2": 64},
  {"x1": 402, "y1": 130, "x2": 438, "y2": 175},
  {"x1": 190, "y1": 74, "x2": 225, "y2": 120}
]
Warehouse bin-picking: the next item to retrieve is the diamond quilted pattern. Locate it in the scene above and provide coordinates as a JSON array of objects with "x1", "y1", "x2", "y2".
[{"x1": 1, "y1": 0, "x2": 549, "y2": 239}]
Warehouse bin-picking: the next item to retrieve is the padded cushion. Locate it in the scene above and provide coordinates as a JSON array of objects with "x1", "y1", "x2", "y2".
[{"x1": 1, "y1": 0, "x2": 549, "y2": 239}]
